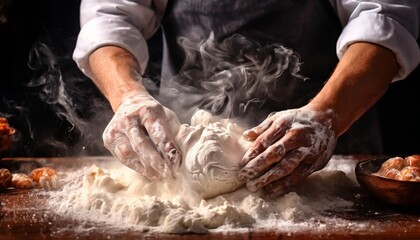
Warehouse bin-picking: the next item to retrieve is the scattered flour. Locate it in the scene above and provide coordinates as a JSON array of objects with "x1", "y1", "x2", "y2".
[
  {"x1": 48, "y1": 156, "x2": 362, "y2": 234},
  {"x1": 47, "y1": 110, "x2": 364, "y2": 234}
]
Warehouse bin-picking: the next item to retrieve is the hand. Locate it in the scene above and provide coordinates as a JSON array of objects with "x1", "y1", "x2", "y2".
[
  {"x1": 103, "y1": 92, "x2": 182, "y2": 181},
  {"x1": 237, "y1": 107, "x2": 337, "y2": 196}
]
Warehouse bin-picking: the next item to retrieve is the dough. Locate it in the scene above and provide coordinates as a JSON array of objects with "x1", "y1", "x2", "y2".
[{"x1": 174, "y1": 109, "x2": 252, "y2": 198}]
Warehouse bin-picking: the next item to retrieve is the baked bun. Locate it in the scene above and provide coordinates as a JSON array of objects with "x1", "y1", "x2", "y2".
[
  {"x1": 0, "y1": 168, "x2": 12, "y2": 190},
  {"x1": 11, "y1": 173, "x2": 34, "y2": 189},
  {"x1": 30, "y1": 167, "x2": 58, "y2": 189},
  {"x1": 374, "y1": 155, "x2": 420, "y2": 182},
  {"x1": 405, "y1": 155, "x2": 420, "y2": 168},
  {"x1": 377, "y1": 157, "x2": 406, "y2": 175}
]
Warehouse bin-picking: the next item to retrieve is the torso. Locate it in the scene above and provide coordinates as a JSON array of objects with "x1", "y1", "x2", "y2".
[{"x1": 158, "y1": 0, "x2": 382, "y2": 154}]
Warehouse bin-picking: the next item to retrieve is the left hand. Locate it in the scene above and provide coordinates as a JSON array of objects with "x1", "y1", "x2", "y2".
[
  {"x1": 102, "y1": 92, "x2": 181, "y2": 181},
  {"x1": 237, "y1": 107, "x2": 337, "y2": 196}
]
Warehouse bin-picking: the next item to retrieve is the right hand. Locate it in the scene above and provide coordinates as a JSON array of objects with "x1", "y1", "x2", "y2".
[
  {"x1": 103, "y1": 92, "x2": 182, "y2": 181},
  {"x1": 237, "y1": 107, "x2": 337, "y2": 196}
]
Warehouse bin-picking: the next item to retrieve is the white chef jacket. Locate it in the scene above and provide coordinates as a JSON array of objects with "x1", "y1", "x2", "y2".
[{"x1": 73, "y1": 0, "x2": 420, "y2": 81}]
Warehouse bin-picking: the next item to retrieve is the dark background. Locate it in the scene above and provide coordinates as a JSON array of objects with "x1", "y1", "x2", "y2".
[
  {"x1": 0, "y1": 0, "x2": 109, "y2": 157},
  {"x1": 0, "y1": 0, "x2": 419, "y2": 157}
]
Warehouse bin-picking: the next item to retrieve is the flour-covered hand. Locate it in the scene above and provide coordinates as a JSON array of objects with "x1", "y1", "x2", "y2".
[
  {"x1": 103, "y1": 92, "x2": 181, "y2": 181},
  {"x1": 237, "y1": 107, "x2": 337, "y2": 196}
]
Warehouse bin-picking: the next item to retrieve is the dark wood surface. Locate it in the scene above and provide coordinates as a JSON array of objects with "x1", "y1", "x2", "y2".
[{"x1": 1, "y1": 156, "x2": 420, "y2": 240}]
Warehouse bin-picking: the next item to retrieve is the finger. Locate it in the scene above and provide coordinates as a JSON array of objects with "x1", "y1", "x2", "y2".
[
  {"x1": 111, "y1": 132, "x2": 162, "y2": 181},
  {"x1": 141, "y1": 107, "x2": 182, "y2": 169},
  {"x1": 243, "y1": 117, "x2": 273, "y2": 141},
  {"x1": 238, "y1": 128, "x2": 308, "y2": 181},
  {"x1": 245, "y1": 150, "x2": 306, "y2": 192},
  {"x1": 103, "y1": 122, "x2": 120, "y2": 149},
  {"x1": 238, "y1": 143, "x2": 287, "y2": 182},
  {"x1": 264, "y1": 162, "x2": 313, "y2": 198},
  {"x1": 125, "y1": 124, "x2": 169, "y2": 179},
  {"x1": 240, "y1": 119, "x2": 289, "y2": 166}
]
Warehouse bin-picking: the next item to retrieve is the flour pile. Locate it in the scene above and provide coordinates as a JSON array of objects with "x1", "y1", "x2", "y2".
[
  {"x1": 47, "y1": 110, "x2": 361, "y2": 234},
  {"x1": 47, "y1": 156, "x2": 361, "y2": 234}
]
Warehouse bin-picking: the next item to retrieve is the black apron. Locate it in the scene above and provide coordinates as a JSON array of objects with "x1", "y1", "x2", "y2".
[{"x1": 158, "y1": 0, "x2": 383, "y2": 154}]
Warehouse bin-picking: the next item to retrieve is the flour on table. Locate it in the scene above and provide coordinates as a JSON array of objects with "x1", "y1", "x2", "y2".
[{"x1": 47, "y1": 110, "x2": 363, "y2": 234}]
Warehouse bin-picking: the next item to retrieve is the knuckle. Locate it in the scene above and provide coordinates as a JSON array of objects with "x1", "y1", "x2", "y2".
[
  {"x1": 259, "y1": 138, "x2": 271, "y2": 149},
  {"x1": 103, "y1": 140, "x2": 112, "y2": 150},
  {"x1": 116, "y1": 115, "x2": 132, "y2": 128},
  {"x1": 270, "y1": 143, "x2": 285, "y2": 156},
  {"x1": 273, "y1": 119, "x2": 288, "y2": 129},
  {"x1": 264, "y1": 147, "x2": 279, "y2": 162},
  {"x1": 245, "y1": 148, "x2": 260, "y2": 161},
  {"x1": 102, "y1": 133, "x2": 116, "y2": 149},
  {"x1": 144, "y1": 102, "x2": 163, "y2": 115},
  {"x1": 286, "y1": 129, "x2": 311, "y2": 146},
  {"x1": 117, "y1": 145, "x2": 133, "y2": 159},
  {"x1": 246, "y1": 181, "x2": 261, "y2": 192},
  {"x1": 251, "y1": 156, "x2": 267, "y2": 168},
  {"x1": 127, "y1": 127, "x2": 141, "y2": 138},
  {"x1": 240, "y1": 167, "x2": 259, "y2": 179},
  {"x1": 131, "y1": 142, "x2": 147, "y2": 155}
]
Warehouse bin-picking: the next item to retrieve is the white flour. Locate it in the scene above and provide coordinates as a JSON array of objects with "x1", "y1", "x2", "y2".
[
  {"x1": 47, "y1": 110, "x2": 364, "y2": 234},
  {"x1": 47, "y1": 156, "x2": 362, "y2": 234}
]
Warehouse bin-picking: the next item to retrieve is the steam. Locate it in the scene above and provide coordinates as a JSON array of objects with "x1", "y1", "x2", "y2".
[
  {"x1": 23, "y1": 42, "x2": 112, "y2": 155},
  {"x1": 28, "y1": 43, "x2": 84, "y2": 132},
  {"x1": 155, "y1": 33, "x2": 307, "y2": 126},
  {"x1": 2, "y1": 33, "x2": 307, "y2": 156}
]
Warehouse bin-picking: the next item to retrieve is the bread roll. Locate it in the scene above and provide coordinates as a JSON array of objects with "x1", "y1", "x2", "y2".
[
  {"x1": 383, "y1": 168, "x2": 400, "y2": 179},
  {"x1": 396, "y1": 166, "x2": 420, "y2": 181},
  {"x1": 375, "y1": 156, "x2": 420, "y2": 182},
  {"x1": 0, "y1": 117, "x2": 15, "y2": 152},
  {"x1": 377, "y1": 157, "x2": 406, "y2": 176},
  {"x1": 0, "y1": 117, "x2": 13, "y2": 135},
  {"x1": 405, "y1": 155, "x2": 420, "y2": 168},
  {"x1": 0, "y1": 168, "x2": 12, "y2": 190},
  {"x1": 11, "y1": 173, "x2": 34, "y2": 189},
  {"x1": 30, "y1": 167, "x2": 58, "y2": 189}
]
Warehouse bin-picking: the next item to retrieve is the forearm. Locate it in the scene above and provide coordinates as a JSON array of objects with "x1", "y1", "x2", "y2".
[
  {"x1": 89, "y1": 46, "x2": 148, "y2": 111},
  {"x1": 307, "y1": 42, "x2": 399, "y2": 136}
]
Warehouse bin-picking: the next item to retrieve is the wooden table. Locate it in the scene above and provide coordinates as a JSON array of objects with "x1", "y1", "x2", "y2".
[{"x1": 1, "y1": 156, "x2": 420, "y2": 239}]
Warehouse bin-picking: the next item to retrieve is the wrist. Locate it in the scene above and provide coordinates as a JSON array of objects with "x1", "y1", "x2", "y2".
[
  {"x1": 109, "y1": 82, "x2": 149, "y2": 111},
  {"x1": 302, "y1": 103, "x2": 340, "y2": 137}
]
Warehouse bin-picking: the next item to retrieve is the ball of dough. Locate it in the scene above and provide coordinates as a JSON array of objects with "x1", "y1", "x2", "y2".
[{"x1": 0, "y1": 168, "x2": 12, "y2": 190}]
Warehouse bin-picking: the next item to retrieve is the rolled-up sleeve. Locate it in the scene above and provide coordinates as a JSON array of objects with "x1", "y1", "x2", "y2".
[
  {"x1": 331, "y1": 0, "x2": 420, "y2": 80},
  {"x1": 73, "y1": 0, "x2": 166, "y2": 78}
]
